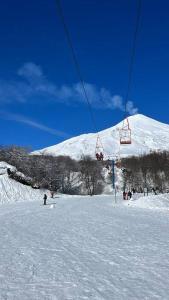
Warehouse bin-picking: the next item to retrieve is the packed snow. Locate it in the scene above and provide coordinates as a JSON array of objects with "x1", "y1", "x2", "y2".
[
  {"x1": 1, "y1": 189, "x2": 169, "y2": 298},
  {"x1": 125, "y1": 193, "x2": 169, "y2": 210},
  {"x1": 1, "y1": 161, "x2": 169, "y2": 298},
  {"x1": 0, "y1": 162, "x2": 44, "y2": 204},
  {"x1": 33, "y1": 114, "x2": 169, "y2": 160}
]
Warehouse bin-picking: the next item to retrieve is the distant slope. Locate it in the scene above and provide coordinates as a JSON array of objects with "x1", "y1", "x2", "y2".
[{"x1": 33, "y1": 114, "x2": 169, "y2": 160}]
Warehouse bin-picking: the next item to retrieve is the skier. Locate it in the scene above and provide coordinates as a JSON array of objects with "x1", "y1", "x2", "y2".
[
  {"x1": 43, "y1": 194, "x2": 47, "y2": 205},
  {"x1": 123, "y1": 191, "x2": 126, "y2": 200},
  {"x1": 152, "y1": 187, "x2": 157, "y2": 195},
  {"x1": 132, "y1": 188, "x2": 136, "y2": 194},
  {"x1": 128, "y1": 191, "x2": 132, "y2": 199},
  {"x1": 144, "y1": 187, "x2": 147, "y2": 196},
  {"x1": 50, "y1": 191, "x2": 54, "y2": 198}
]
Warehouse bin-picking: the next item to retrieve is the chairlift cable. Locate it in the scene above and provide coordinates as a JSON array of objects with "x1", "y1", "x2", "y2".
[
  {"x1": 124, "y1": 0, "x2": 142, "y2": 114},
  {"x1": 119, "y1": 0, "x2": 141, "y2": 146},
  {"x1": 55, "y1": 0, "x2": 106, "y2": 160},
  {"x1": 55, "y1": 0, "x2": 98, "y2": 133},
  {"x1": 54, "y1": 0, "x2": 141, "y2": 159}
]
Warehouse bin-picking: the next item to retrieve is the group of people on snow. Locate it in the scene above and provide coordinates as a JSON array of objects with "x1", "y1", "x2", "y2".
[
  {"x1": 123, "y1": 188, "x2": 136, "y2": 200},
  {"x1": 123, "y1": 187, "x2": 159, "y2": 200},
  {"x1": 43, "y1": 186, "x2": 159, "y2": 205},
  {"x1": 123, "y1": 191, "x2": 133, "y2": 200},
  {"x1": 96, "y1": 152, "x2": 104, "y2": 161}
]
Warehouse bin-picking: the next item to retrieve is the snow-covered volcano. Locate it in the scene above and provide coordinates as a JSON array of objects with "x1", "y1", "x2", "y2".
[{"x1": 33, "y1": 114, "x2": 169, "y2": 160}]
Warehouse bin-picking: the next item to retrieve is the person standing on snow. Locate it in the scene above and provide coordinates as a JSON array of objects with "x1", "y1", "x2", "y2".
[
  {"x1": 144, "y1": 187, "x2": 148, "y2": 196},
  {"x1": 123, "y1": 191, "x2": 126, "y2": 200},
  {"x1": 43, "y1": 194, "x2": 47, "y2": 205},
  {"x1": 128, "y1": 191, "x2": 132, "y2": 199},
  {"x1": 50, "y1": 191, "x2": 54, "y2": 198}
]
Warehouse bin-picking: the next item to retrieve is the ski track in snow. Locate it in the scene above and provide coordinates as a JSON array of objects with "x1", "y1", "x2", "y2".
[{"x1": 0, "y1": 196, "x2": 169, "y2": 299}]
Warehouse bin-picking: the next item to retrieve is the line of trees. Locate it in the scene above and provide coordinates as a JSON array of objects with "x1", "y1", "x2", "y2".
[
  {"x1": 2, "y1": 146, "x2": 168, "y2": 195},
  {"x1": 121, "y1": 151, "x2": 169, "y2": 193},
  {"x1": 0, "y1": 146, "x2": 104, "y2": 195}
]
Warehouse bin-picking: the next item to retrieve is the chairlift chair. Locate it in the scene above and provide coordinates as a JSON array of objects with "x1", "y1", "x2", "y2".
[
  {"x1": 95, "y1": 135, "x2": 104, "y2": 161},
  {"x1": 119, "y1": 118, "x2": 131, "y2": 145}
]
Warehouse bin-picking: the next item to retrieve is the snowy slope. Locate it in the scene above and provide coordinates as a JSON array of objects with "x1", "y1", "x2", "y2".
[
  {"x1": 33, "y1": 114, "x2": 169, "y2": 160},
  {"x1": 0, "y1": 162, "x2": 44, "y2": 204},
  {"x1": 1, "y1": 195, "x2": 169, "y2": 299},
  {"x1": 125, "y1": 193, "x2": 169, "y2": 210}
]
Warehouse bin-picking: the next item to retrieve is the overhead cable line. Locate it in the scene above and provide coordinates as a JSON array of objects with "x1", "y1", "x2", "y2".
[
  {"x1": 124, "y1": 0, "x2": 142, "y2": 114},
  {"x1": 119, "y1": 0, "x2": 142, "y2": 146},
  {"x1": 55, "y1": 0, "x2": 98, "y2": 132}
]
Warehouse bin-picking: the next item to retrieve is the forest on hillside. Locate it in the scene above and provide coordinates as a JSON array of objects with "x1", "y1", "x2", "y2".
[
  {"x1": 0, "y1": 146, "x2": 104, "y2": 195},
  {"x1": 121, "y1": 151, "x2": 169, "y2": 193},
  {"x1": 0, "y1": 146, "x2": 169, "y2": 195}
]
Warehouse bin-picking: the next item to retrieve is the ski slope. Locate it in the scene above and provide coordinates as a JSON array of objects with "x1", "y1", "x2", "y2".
[
  {"x1": 33, "y1": 114, "x2": 169, "y2": 160},
  {"x1": 1, "y1": 195, "x2": 169, "y2": 299},
  {"x1": 125, "y1": 193, "x2": 169, "y2": 210}
]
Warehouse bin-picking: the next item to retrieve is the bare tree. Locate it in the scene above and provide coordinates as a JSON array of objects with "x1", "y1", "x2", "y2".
[{"x1": 79, "y1": 156, "x2": 103, "y2": 195}]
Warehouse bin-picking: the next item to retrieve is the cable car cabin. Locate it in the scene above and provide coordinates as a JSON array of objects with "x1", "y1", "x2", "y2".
[{"x1": 119, "y1": 118, "x2": 132, "y2": 145}]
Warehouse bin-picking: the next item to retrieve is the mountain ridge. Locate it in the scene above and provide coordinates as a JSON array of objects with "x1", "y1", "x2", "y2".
[{"x1": 33, "y1": 114, "x2": 169, "y2": 160}]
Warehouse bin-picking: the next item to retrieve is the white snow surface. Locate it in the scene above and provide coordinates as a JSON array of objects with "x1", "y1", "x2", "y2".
[
  {"x1": 0, "y1": 162, "x2": 16, "y2": 175},
  {"x1": 33, "y1": 114, "x2": 169, "y2": 160},
  {"x1": 126, "y1": 193, "x2": 169, "y2": 210},
  {"x1": 1, "y1": 160, "x2": 169, "y2": 298},
  {"x1": 1, "y1": 194, "x2": 169, "y2": 299},
  {"x1": 0, "y1": 162, "x2": 44, "y2": 204}
]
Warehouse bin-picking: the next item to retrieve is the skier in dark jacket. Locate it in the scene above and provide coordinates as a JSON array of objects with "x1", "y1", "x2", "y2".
[
  {"x1": 128, "y1": 191, "x2": 132, "y2": 199},
  {"x1": 132, "y1": 188, "x2": 136, "y2": 194},
  {"x1": 43, "y1": 194, "x2": 47, "y2": 205},
  {"x1": 123, "y1": 191, "x2": 126, "y2": 200}
]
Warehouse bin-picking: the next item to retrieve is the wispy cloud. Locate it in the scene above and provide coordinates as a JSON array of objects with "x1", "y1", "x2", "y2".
[
  {"x1": 0, "y1": 110, "x2": 69, "y2": 138},
  {"x1": 18, "y1": 62, "x2": 44, "y2": 80},
  {"x1": 0, "y1": 62, "x2": 138, "y2": 115}
]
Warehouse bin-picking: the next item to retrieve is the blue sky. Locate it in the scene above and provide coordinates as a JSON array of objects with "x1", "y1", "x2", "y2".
[{"x1": 0, "y1": 0, "x2": 169, "y2": 150}]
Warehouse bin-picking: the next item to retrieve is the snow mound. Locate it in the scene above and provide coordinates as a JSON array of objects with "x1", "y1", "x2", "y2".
[
  {"x1": 0, "y1": 161, "x2": 16, "y2": 175},
  {"x1": 0, "y1": 162, "x2": 44, "y2": 204},
  {"x1": 126, "y1": 194, "x2": 169, "y2": 210},
  {"x1": 33, "y1": 114, "x2": 169, "y2": 160},
  {"x1": 0, "y1": 174, "x2": 45, "y2": 204}
]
